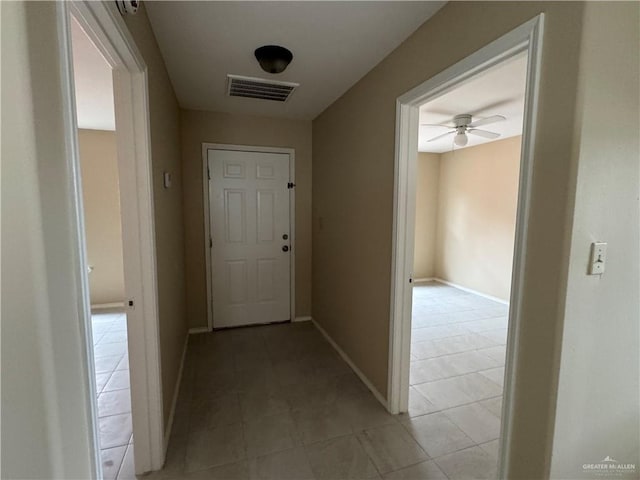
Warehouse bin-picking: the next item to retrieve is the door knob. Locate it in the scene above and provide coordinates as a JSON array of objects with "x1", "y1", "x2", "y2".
[{"x1": 282, "y1": 245, "x2": 289, "y2": 252}]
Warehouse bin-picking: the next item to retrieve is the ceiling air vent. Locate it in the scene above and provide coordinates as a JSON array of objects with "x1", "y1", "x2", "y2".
[{"x1": 227, "y1": 75, "x2": 299, "y2": 102}]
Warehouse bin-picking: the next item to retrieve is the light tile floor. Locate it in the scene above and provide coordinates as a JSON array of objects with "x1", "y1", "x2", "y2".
[
  {"x1": 142, "y1": 283, "x2": 507, "y2": 480},
  {"x1": 408, "y1": 281, "x2": 509, "y2": 479},
  {"x1": 92, "y1": 311, "x2": 135, "y2": 480}
]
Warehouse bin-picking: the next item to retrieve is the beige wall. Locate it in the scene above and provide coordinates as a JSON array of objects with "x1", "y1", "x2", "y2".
[
  {"x1": 413, "y1": 153, "x2": 440, "y2": 279},
  {"x1": 2, "y1": 2, "x2": 96, "y2": 477},
  {"x1": 551, "y1": 2, "x2": 639, "y2": 477},
  {"x1": 434, "y1": 136, "x2": 521, "y2": 301},
  {"x1": 313, "y1": 2, "x2": 587, "y2": 477},
  {"x1": 123, "y1": 4, "x2": 187, "y2": 426},
  {"x1": 78, "y1": 129, "x2": 125, "y2": 306},
  {"x1": 180, "y1": 109, "x2": 312, "y2": 328}
]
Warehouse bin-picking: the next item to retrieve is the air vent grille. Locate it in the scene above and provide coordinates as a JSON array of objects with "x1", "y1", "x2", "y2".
[{"x1": 227, "y1": 75, "x2": 299, "y2": 102}]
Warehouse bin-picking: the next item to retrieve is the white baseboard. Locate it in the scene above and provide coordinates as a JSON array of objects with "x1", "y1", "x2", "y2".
[
  {"x1": 311, "y1": 319, "x2": 389, "y2": 411},
  {"x1": 188, "y1": 327, "x2": 209, "y2": 334},
  {"x1": 412, "y1": 277, "x2": 435, "y2": 283},
  {"x1": 91, "y1": 302, "x2": 125, "y2": 310},
  {"x1": 164, "y1": 332, "x2": 189, "y2": 453},
  {"x1": 434, "y1": 278, "x2": 509, "y2": 305},
  {"x1": 293, "y1": 316, "x2": 312, "y2": 322}
]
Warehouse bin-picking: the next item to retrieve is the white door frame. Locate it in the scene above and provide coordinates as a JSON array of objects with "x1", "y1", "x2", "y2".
[
  {"x1": 202, "y1": 143, "x2": 296, "y2": 331},
  {"x1": 387, "y1": 14, "x2": 544, "y2": 477},
  {"x1": 62, "y1": 1, "x2": 164, "y2": 475}
]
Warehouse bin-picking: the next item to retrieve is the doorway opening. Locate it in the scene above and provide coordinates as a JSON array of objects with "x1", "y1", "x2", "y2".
[
  {"x1": 388, "y1": 15, "x2": 544, "y2": 479},
  {"x1": 70, "y1": 16, "x2": 133, "y2": 479},
  {"x1": 64, "y1": 1, "x2": 164, "y2": 477},
  {"x1": 408, "y1": 51, "x2": 527, "y2": 476}
]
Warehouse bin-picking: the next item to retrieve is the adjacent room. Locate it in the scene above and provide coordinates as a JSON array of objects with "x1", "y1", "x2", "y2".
[
  {"x1": 71, "y1": 17, "x2": 134, "y2": 480},
  {"x1": 406, "y1": 53, "x2": 527, "y2": 473}
]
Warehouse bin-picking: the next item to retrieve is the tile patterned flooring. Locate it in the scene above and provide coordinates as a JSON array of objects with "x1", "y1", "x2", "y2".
[
  {"x1": 141, "y1": 281, "x2": 507, "y2": 479},
  {"x1": 408, "y1": 281, "x2": 508, "y2": 479},
  {"x1": 92, "y1": 311, "x2": 135, "y2": 480}
]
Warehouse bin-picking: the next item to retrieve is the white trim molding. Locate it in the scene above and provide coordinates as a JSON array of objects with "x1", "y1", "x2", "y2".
[
  {"x1": 65, "y1": 1, "x2": 165, "y2": 475},
  {"x1": 387, "y1": 14, "x2": 544, "y2": 480},
  {"x1": 201, "y1": 143, "x2": 296, "y2": 331},
  {"x1": 412, "y1": 278, "x2": 511, "y2": 305},
  {"x1": 188, "y1": 327, "x2": 210, "y2": 335},
  {"x1": 91, "y1": 302, "x2": 126, "y2": 310},
  {"x1": 293, "y1": 316, "x2": 313, "y2": 322},
  {"x1": 163, "y1": 333, "x2": 189, "y2": 453},
  {"x1": 432, "y1": 278, "x2": 510, "y2": 306},
  {"x1": 312, "y1": 319, "x2": 389, "y2": 410}
]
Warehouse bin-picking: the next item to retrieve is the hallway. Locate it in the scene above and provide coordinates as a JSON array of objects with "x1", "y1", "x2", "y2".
[{"x1": 149, "y1": 320, "x2": 495, "y2": 480}]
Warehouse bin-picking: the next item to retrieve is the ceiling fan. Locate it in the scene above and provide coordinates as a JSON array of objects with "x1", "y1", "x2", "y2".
[{"x1": 422, "y1": 114, "x2": 506, "y2": 146}]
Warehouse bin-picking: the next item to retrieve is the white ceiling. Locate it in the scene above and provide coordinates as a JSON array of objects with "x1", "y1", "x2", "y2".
[
  {"x1": 418, "y1": 52, "x2": 528, "y2": 153},
  {"x1": 145, "y1": 1, "x2": 446, "y2": 120},
  {"x1": 71, "y1": 17, "x2": 115, "y2": 131}
]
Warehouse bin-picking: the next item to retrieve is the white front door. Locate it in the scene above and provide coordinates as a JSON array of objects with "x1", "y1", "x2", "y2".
[{"x1": 208, "y1": 149, "x2": 291, "y2": 328}]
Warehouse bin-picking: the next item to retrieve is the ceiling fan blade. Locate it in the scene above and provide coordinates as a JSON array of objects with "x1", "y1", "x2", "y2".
[
  {"x1": 468, "y1": 115, "x2": 506, "y2": 128},
  {"x1": 468, "y1": 129, "x2": 500, "y2": 139},
  {"x1": 427, "y1": 130, "x2": 456, "y2": 142}
]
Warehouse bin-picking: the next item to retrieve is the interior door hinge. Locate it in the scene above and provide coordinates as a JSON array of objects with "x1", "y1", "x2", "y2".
[
  {"x1": 209, "y1": 237, "x2": 213, "y2": 248},
  {"x1": 208, "y1": 167, "x2": 211, "y2": 180},
  {"x1": 287, "y1": 182, "x2": 296, "y2": 189}
]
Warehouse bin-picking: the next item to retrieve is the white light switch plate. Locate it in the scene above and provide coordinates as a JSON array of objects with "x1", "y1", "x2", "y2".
[{"x1": 589, "y1": 242, "x2": 607, "y2": 275}]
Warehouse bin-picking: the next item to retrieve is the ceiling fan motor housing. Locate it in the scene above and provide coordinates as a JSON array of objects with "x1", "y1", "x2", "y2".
[{"x1": 453, "y1": 114, "x2": 473, "y2": 128}]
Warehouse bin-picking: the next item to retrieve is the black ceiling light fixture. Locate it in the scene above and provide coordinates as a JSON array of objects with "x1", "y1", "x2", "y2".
[{"x1": 254, "y1": 45, "x2": 293, "y2": 74}]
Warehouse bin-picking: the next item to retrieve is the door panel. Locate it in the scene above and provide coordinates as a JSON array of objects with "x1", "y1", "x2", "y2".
[
  {"x1": 225, "y1": 260, "x2": 248, "y2": 304},
  {"x1": 209, "y1": 149, "x2": 291, "y2": 328},
  {"x1": 256, "y1": 163, "x2": 275, "y2": 179},
  {"x1": 257, "y1": 259, "x2": 276, "y2": 301},
  {"x1": 223, "y1": 160, "x2": 245, "y2": 178},
  {"x1": 224, "y1": 190, "x2": 246, "y2": 243},
  {"x1": 257, "y1": 190, "x2": 275, "y2": 242}
]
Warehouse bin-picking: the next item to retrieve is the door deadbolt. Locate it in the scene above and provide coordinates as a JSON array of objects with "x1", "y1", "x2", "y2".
[
  {"x1": 282, "y1": 234, "x2": 288, "y2": 240},
  {"x1": 282, "y1": 245, "x2": 289, "y2": 252}
]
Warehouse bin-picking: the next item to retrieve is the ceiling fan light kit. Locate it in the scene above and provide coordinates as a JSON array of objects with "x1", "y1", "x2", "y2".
[{"x1": 454, "y1": 130, "x2": 469, "y2": 146}]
